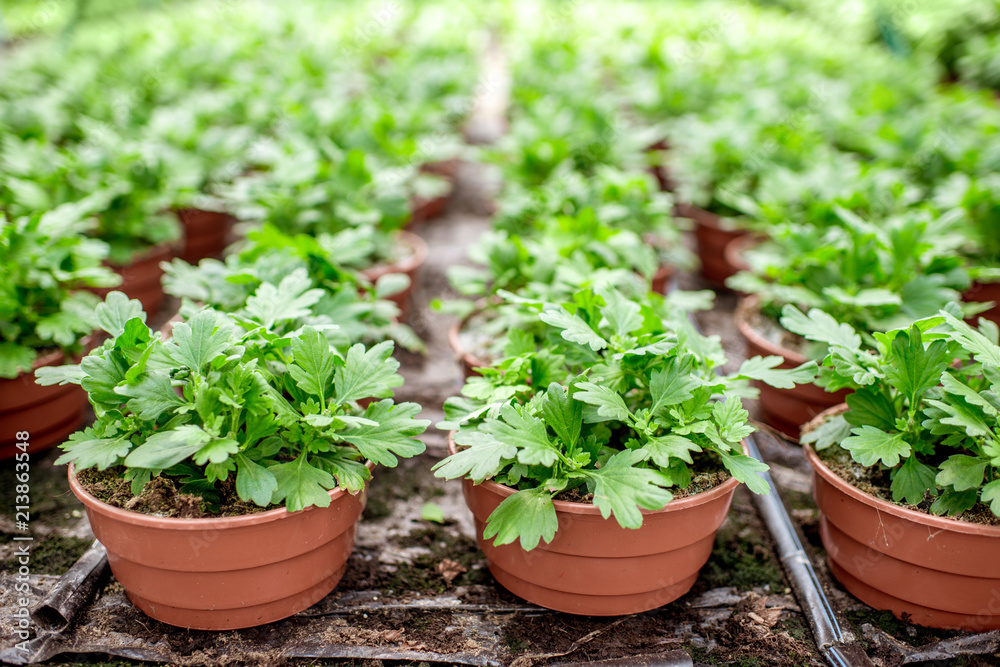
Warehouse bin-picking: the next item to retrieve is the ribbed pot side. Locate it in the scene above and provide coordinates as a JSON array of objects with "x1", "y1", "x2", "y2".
[
  {"x1": 805, "y1": 441, "x2": 1000, "y2": 631},
  {"x1": 736, "y1": 296, "x2": 849, "y2": 441},
  {"x1": 361, "y1": 230, "x2": 428, "y2": 323},
  {"x1": 68, "y1": 465, "x2": 368, "y2": 630},
  {"x1": 678, "y1": 204, "x2": 748, "y2": 286},
  {"x1": 963, "y1": 280, "x2": 1000, "y2": 328},
  {"x1": 92, "y1": 242, "x2": 175, "y2": 317},
  {"x1": 453, "y1": 438, "x2": 740, "y2": 615},
  {"x1": 176, "y1": 209, "x2": 234, "y2": 264},
  {"x1": 1, "y1": 347, "x2": 89, "y2": 459}
]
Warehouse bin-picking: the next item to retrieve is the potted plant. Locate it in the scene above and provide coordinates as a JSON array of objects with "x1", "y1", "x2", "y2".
[
  {"x1": 219, "y1": 134, "x2": 429, "y2": 318},
  {"x1": 36, "y1": 292, "x2": 429, "y2": 630},
  {"x1": 162, "y1": 224, "x2": 424, "y2": 354},
  {"x1": 0, "y1": 202, "x2": 120, "y2": 458},
  {"x1": 434, "y1": 288, "x2": 815, "y2": 614},
  {"x1": 72, "y1": 131, "x2": 182, "y2": 315},
  {"x1": 799, "y1": 307, "x2": 1000, "y2": 630},
  {"x1": 933, "y1": 171, "x2": 1000, "y2": 326},
  {"x1": 728, "y1": 209, "x2": 976, "y2": 439}
]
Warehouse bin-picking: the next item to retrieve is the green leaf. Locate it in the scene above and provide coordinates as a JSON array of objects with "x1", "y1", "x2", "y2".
[
  {"x1": 925, "y1": 398, "x2": 994, "y2": 438},
  {"x1": 0, "y1": 343, "x2": 38, "y2": 379},
  {"x1": 842, "y1": 425, "x2": 911, "y2": 467},
  {"x1": 736, "y1": 356, "x2": 817, "y2": 389},
  {"x1": 574, "y1": 381, "x2": 631, "y2": 422},
  {"x1": 55, "y1": 431, "x2": 131, "y2": 470},
  {"x1": 234, "y1": 453, "x2": 278, "y2": 507},
  {"x1": 169, "y1": 311, "x2": 234, "y2": 372},
  {"x1": 374, "y1": 273, "x2": 410, "y2": 299},
  {"x1": 845, "y1": 388, "x2": 898, "y2": 431},
  {"x1": 312, "y1": 452, "x2": 371, "y2": 494},
  {"x1": 712, "y1": 395, "x2": 756, "y2": 444},
  {"x1": 486, "y1": 404, "x2": 559, "y2": 467},
  {"x1": 649, "y1": 360, "x2": 699, "y2": 413},
  {"x1": 271, "y1": 455, "x2": 336, "y2": 512},
  {"x1": 718, "y1": 452, "x2": 770, "y2": 495},
  {"x1": 244, "y1": 268, "x2": 325, "y2": 328},
  {"x1": 981, "y1": 479, "x2": 1000, "y2": 516},
  {"x1": 339, "y1": 400, "x2": 428, "y2": 467},
  {"x1": 599, "y1": 289, "x2": 642, "y2": 337},
  {"x1": 940, "y1": 374, "x2": 1000, "y2": 419},
  {"x1": 421, "y1": 501, "x2": 445, "y2": 524},
  {"x1": 333, "y1": 341, "x2": 402, "y2": 405},
  {"x1": 95, "y1": 292, "x2": 146, "y2": 338},
  {"x1": 936, "y1": 455, "x2": 988, "y2": 492},
  {"x1": 801, "y1": 414, "x2": 851, "y2": 450},
  {"x1": 34, "y1": 363, "x2": 87, "y2": 386},
  {"x1": 942, "y1": 311, "x2": 1000, "y2": 368},
  {"x1": 193, "y1": 438, "x2": 240, "y2": 466},
  {"x1": 891, "y1": 456, "x2": 937, "y2": 504},
  {"x1": 640, "y1": 434, "x2": 702, "y2": 467},
  {"x1": 930, "y1": 489, "x2": 979, "y2": 516},
  {"x1": 433, "y1": 431, "x2": 516, "y2": 483},
  {"x1": 483, "y1": 487, "x2": 558, "y2": 550},
  {"x1": 123, "y1": 425, "x2": 213, "y2": 470},
  {"x1": 884, "y1": 327, "x2": 949, "y2": 405},
  {"x1": 779, "y1": 305, "x2": 861, "y2": 351},
  {"x1": 539, "y1": 306, "x2": 607, "y2": 351},
  {"x1": 537, "y1": 383, "x2": 582, "y2": 448},
  {"x1": 116, "y1": 371, "x2": 185, "y2": 421},
  {"x1": 583, "y1": 450, "x2": 673, "y2": 529},
  {"x1": 289, "y1": 326, "x2": 337, "y2": 400}
]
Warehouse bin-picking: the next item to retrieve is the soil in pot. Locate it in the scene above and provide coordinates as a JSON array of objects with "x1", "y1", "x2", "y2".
[
  {"x1": 176, "y1": 209, "x2": 234, "y2": 264},
  {"x1": 91, "y1": 243, "x2": 175, "y2": 316},
  {"x1": 804, "y1": 415, "x2": 1000, "y2": 631},
  {"x1": 361, "y1": 230, "x2": 428, "y2": 323},
  {"x1": 0, "y1": 346, "x2": 91, "y2": 460},
  {"x1": 676, "y1": 203, "x2": 748, "y2": 286},
  {"x1": 963, "y1": 279, "x2": 1000, "y2": 328},
  {"x1": 68, "y1": 463, "x2": 371, "y2": 630},
  {"x1": 736, "y1": 296, "x2": 849, "y2": 441},
  {"x1": 452, "y1": 438, "x2": 741, "y2": 615}
]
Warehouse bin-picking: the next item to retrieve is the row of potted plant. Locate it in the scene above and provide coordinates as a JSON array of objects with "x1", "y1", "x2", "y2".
[{"x1": 0, "y1": 1, "x2": 474, "y2": 315}]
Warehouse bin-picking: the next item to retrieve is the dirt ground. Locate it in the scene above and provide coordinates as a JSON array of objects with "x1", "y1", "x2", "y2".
[{"x1": 1, "y1": 164, "x2": 999, "y2": 667}]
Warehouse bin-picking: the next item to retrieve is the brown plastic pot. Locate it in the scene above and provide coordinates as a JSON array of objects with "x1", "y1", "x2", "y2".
[
  {"x1": 645, "y1": 139, "x2": 676, "y2": 192},
  {"x1": 407, "y1": 160, "x2": 458, "y2": 230},
  {"x1": 447, "y1": 311, "x2": 489, "y2": 380},
  {"x1": 451, "y1": 436, "x2": 741, "y2": 615},
  {"x1": 963, "y1": 280, "x2": 1000, "y2": 328},
  {"x1": 92, "y1": 243, "x2": 175, "y2": 316},
  {"x1": 676, "y1": 203, "x2": 748, "y2": 286},
  {"x1": 804, "y1": 429, "x2": 1000, "y2": 631},
  {"x1": 67, "y1": 462, "x2": 371, "y2": 630},
  {"x1": 361, "y1": 230, "x2": 428, "y2": 323},
  {"x1": 0, "y1": 345, "x2": 91, "y2": 460},
  {"x1": 651, "y1": 263, "x2": 676, "y2": 295},
  {"x1": 736, "y1": 296, "x2": 849, "y2": 441},
  {"x1": 176, "y1": 209, "x2": 234, "y2": 264}
]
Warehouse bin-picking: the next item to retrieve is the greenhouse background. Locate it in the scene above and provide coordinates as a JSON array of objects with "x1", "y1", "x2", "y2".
[{"x1": 1, "y1": 0, "x2": 1000, "y2": 665}]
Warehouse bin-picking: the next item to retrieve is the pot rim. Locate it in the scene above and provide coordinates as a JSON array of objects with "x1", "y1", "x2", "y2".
[
  {"x1": 22, "y1": 333, "x2": 100, "y2": 376},
  {"x1": 447, "y1": 302, "x2": 492, "y2": 371},
  {"x1": 67, "y1": 460, "x2": 375, "y2": 530},
  {"x1": 803, "y1": 413, "x2": 1000, "y2": 537},
  {"x1": 363, "y1": 229, "x2": 429, "y2": 280},
  {"x1": 735, "y1": 294, "x2": 808, "y2": 366},
  {"x1": 723, "y1": 233, "x2": 763, "y2": 276},
  {"x1": 447, "y1": 432, "x2": 741, "y2": 516}
]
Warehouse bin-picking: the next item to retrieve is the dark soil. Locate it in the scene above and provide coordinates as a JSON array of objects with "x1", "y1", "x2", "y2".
[
  {"x1": 0, "y1": 534, "x2": 91, "y2": 576},
  {"x1": 76, "y1": 467, "x2": 277, "y2": 518},
  {"x1": 818, "y1": 446, "x2": 1000, "y2": 527}
]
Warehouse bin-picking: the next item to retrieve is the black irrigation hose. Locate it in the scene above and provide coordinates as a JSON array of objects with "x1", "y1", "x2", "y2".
[{"x1": 744, "y1": 434, "x2": 873, "y2": 667}]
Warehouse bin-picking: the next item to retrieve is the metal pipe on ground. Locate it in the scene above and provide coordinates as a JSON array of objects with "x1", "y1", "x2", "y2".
[{"x1": 744, "y1": 434, "x2": 873, "y2": 667}]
